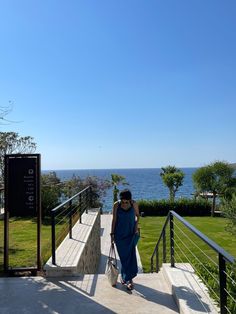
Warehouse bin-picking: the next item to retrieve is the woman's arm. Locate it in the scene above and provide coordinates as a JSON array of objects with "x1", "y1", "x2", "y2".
[
  {"x1": 133, "y1": 201, "x2": 140, "y2": 233},
  {"x1": 111, "y1": 202, "x2": 118, "y2": 242}
]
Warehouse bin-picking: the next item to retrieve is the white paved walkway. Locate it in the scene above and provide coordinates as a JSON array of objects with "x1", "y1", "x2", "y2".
[{"x1": 0, "y1": 273, "x2": 178, "y2": 314}]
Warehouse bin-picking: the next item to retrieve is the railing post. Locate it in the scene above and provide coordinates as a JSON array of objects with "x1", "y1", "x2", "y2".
[
  {"x1": 51, "y1": 210, "x2": 56, "y2": 265},
  {"x1": 163, "y1": 228, "x2": 166, "y2": 263},
  {"x1": 86, "y1": 188, "x2": 88, "y2": 214},
  {"x1": 4, "y1": 210, "x2": 9, "y2": 272},
  {"x1": 89, "y1": 186, "x2": 92, "y2": 208},
  {"x1": 79, "y1": 194, "x2": 82, "y2": 223},
  {"x1": 219, "y1": 253, "x2": 227, "y2": 314},
  {"x1": 156, "y1": 248, "x2": 159, "y2": 272},
  {"x1": 151, "y1": 257, "x2": 154, "y2": 273},
  {"x1": 69, "y1": 200, "x2": 72, "y2": 239},
  {"x1": 170, "y1": 212, "x2": 175, "y2": 267}
]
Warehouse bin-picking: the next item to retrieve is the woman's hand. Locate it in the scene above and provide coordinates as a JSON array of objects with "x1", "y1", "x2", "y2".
[{"x1": 110, "y1": 233, "x2": 115, "y2": 243}]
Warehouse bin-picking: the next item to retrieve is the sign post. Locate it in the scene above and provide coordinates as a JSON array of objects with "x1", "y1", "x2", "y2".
[{"x1": 4, "y1": 154, "x2": 41, "y2": 273}]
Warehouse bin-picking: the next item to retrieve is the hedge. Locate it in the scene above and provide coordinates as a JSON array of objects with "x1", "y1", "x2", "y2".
[{"x1": 137, "y1": 198, "x2": 211, "y2": 216}]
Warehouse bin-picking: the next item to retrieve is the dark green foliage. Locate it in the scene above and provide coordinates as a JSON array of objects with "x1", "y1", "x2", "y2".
[
  {"x1": 41, "y1": 172, "x2": 111, "y2": 218},
  {"x1": 82, "y1": 176, "x2": 111, "y2": 208},
  {"x1": 160, "y1": 166, "x2": 185, "y2": 201},
  {"x1": 193, "y1": 161, "x2": 235, "y2": 194},
  {"x1": 62, "y1": 174, "x2": 83, "y2": 197},
  {"x1": 137, "y1": 198, "x2": 211, "y2": 216},
  {"x1": 193, "y1": 260, "x2": 236, "y2": 313},
  {"x1": 41, "y1": 172, "x2": 62, "y2": 218},
  {"x1": 220, "y1": 194, "x2": 236, "y2": 236},
  {"x1": 227, "y1": 263, "x2": 236, "y2": 313},
  {"x1": 193, "y1": 161, "x2": 236, "y2": 216},
  {"x1": 111, "y1": 174, "x2": 128, "y2": 202},
  {"x1": 63, "y1": 175, "x2": 111, "y2": 209}
]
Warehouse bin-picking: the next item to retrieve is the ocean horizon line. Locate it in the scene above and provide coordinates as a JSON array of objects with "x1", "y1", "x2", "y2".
[{"x1": 42, "y1": 166, "x2": 199, "y2": 172}]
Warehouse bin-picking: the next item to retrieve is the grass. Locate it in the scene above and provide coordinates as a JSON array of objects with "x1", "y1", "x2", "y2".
[
  {"x1": 0, "y1": 217, "x2": 73, "y2": 272},
  {"x1": 0, "y1": 218, "x2": 52, "y2": 271},
  {"x1": 1, "y1": 215, "x2": 236, "y2": 274},
  {"x1": 138, "y1": 216, "x2": 236, "y2": 273}
]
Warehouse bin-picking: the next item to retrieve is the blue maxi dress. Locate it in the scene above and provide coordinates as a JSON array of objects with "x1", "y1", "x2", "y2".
[{"x1": 114, "y1": 202, "x2": 138, "y2": 282}]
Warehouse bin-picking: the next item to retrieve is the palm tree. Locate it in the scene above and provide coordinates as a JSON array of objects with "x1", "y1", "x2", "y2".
[
  {"x1": 160, "y1": 166, "x2": 184, "y2": 202},
  {"x1": 111, "y1": 174, "x2": 129, "y2": 202}
]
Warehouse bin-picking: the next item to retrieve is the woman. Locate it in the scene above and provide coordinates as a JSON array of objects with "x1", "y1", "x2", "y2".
[{"x1": 110, "y1": 189, "x2": 140, "y2": 290}]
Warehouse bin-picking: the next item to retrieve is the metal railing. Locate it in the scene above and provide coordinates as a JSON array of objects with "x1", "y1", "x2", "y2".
[
  {"x1": 151, "y1": 211, "x2": 236, "y2": 314},
  {"x1": 51, "y1": 186, "x2": 92, "y2": 265},
  {"x1": 0, "y1": 186, "x2": 4, "y2": 210}
]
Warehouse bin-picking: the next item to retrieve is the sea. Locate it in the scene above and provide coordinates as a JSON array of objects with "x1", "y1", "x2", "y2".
[{"x1": 42, "y1": 168, "x2": 197, "y2": 212}]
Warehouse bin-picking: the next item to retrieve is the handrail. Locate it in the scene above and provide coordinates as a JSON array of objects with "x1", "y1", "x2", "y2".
[
  {"x1": 150, "y1": 210, "x2": 236, "y2": 314},
  {"x1": 51, "y1": 186, "x2": 91, "y2": 213},
  {"x1": 150, "y1": 212, "x2": 170, "y2": 261},
  {"x1": 51, "y1": 186, "x2": 92, "y2": 265},
  {"x1": 170, "y1": 211, "x2": 235, "y2": 264}
]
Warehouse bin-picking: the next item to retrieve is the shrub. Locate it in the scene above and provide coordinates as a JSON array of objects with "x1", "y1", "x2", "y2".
[
  {"x1": 41, "y1": 172, "x2": 62, "y2": 218},
  {"x1": 193, "y1": 260, "x2": 236, "y2": 313},
  {"x1": 220, "y1": 194, "x2": 236, "y2": 236},
  {"x1": 137, "y1": 198, "x2": 211, "y2": 216}
]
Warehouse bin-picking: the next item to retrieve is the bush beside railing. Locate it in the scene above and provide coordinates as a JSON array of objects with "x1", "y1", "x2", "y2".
[{"x1": 138, "y1": 198, "x2": 211, "y2": 216}]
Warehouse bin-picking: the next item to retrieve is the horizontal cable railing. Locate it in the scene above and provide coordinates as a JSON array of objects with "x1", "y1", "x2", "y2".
[
  {"x1": 51, "y1": 186, "x2": 92, "y2": 265},
  {"x1": 150, "y1": 211, "x2": 236, "y2": 314}
]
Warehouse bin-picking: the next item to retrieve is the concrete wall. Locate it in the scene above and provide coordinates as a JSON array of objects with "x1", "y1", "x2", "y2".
[
  {"x1": 44, "y1": 209, "x2": 101, "y2": 277},
  {"x1": 77, "y1": 210, "x2": 101, "y2": 274}
]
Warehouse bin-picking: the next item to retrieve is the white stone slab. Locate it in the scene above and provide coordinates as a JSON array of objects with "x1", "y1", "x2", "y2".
[
  {"x1": 44, "y1": 209, "x2": 99, "y2": 276},
  {"x1": 162, "y1": 263, "x2": 219, "y2": 314},
  {"x1": 0, "y1": 273, "x2": 178, "y2": 314}
]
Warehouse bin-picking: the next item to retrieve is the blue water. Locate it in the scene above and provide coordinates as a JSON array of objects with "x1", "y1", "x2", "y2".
[{"x1": 43, "y1": 168, "x2": 197, "y2": 212}]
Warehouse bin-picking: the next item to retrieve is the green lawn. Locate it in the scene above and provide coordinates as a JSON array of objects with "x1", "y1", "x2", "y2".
[
  {"x1": 1, "y1": 216, "x2": 235, "y2": 274},
  {"x1": 138, "y1": 216, "x2": 236, "y2": 272},
  {"x1": 0, "y1": 217, "x2": 69, "y2": 272}
]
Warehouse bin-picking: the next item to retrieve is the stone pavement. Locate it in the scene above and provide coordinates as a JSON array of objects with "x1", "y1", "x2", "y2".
[
  {"x1": 0, "y1": 213, "x2": 179, "y2": 314},
  {"x1": 0, "y1": 273, "x2": 178, "y2": 314}
]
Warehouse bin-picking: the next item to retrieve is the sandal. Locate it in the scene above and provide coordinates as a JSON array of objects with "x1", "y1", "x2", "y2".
[
  {"x1": 120, "y1": 278, "x2": 126, "y2": 285},
  {"x1": 126, "y1": 280, "x2": 134, "y2": 290}
]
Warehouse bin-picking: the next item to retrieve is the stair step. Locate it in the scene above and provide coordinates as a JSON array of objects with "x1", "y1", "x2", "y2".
[
  {"x1": 162, "y1": 263, "x2": 219, "y2": 314},
  {"x1": 44, "y1": 209, "x2": 100, "y2": 277}
]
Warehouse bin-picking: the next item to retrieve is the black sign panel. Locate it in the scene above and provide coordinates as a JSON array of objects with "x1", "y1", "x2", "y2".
[{"x1": 6, "y1": 155, "x2": 39, "y2": 217}]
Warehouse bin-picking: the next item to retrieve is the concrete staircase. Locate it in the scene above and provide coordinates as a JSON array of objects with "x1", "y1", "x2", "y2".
[
  {"x1": 43, "y1": 211, "x2": 218, "y2": 313},
  {"x1": 0, "y1": 211, "x2": 219, "y2": 314}
]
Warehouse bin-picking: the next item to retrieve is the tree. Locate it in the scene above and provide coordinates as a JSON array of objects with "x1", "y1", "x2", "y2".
[
  {"x1": 111, "y1": 174, "x2": 129, "y2": 202},
  {"x1": 41, "y1": 172, "x2": 62, "y2": 218},
  {"x1": 83, "y1": 176, "x2": 111, "y2": 208},
  {"x1": 63, "y1": 175, "x2": 111, "y2": 209},
  {"x1": 0, "y1": 102, "x2": 23, "y2": 126},
  {"x1": 0, "y1": 105, "x2": 12, "y2": 124},
  {"x1": 160, "y1": 166, "x2": 185, "y2": 202},
  {"x1": 220, "y1": 194, "x2": 236, "y2": 236},
  {"x1": 63, "y1": 174, "x2": 84, "y2": 198},
  {"x1": 0, "y1": 132, "x2": 36, "y2": 182},
  {"x1": 192, "y1": 161, "x2": 235, "y2": 216}
]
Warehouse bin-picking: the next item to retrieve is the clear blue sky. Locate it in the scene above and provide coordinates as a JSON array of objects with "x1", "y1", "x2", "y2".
[{"x1": 0, "y1": 0, "x2": 235, "y2": 170}]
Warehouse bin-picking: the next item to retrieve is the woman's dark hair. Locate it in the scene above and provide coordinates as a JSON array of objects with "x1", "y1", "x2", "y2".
[{"x1": 119, "y1": 189, "x2": 132, "y2": 200}]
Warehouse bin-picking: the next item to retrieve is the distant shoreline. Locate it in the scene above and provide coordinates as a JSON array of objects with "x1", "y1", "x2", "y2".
[
  {"x1": 42, "y1": 166, "x2": 199, "y2": 172},
  {"x1": 42, "y1": 164, "x2": 236, "y2": 172}
]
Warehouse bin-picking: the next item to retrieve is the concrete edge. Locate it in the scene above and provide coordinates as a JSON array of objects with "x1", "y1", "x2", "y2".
[
  {"x1": 162, "y1": 263, "x2": 219, "y2": 314},
  {"x1": 44, "y1": 208, "x2": 100, "y2": 276}
]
